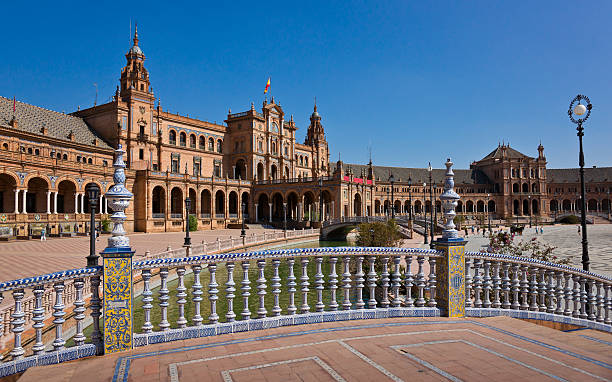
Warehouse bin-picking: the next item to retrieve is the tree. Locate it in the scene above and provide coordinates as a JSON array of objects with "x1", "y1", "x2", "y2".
[
  {"x1": 188, "y1": 214, "x2": 198, "y2": 232},
  {"x1": 356, "y1": 220, "x2": 402, "y2": 247},
  {"x1": 487, "y1": 231, "x2": 570, "y2": 265}
]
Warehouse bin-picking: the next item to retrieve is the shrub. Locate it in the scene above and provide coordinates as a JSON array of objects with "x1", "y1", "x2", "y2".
[
  {"x1": 356, "y1": 220, "x2": 402, "y2": 247},
  {"x1": 101, "y1": 217, "x2": 111, "y2": 232},
  {"x1": 560, "y1": 215, "x2": 580, "y2": 224},
  {"x1": 188, "y1": 214, "x2": 198, "y2": 232},
  {"x1": 487, "y1": 231, "x2": 570, "y2": 265}
]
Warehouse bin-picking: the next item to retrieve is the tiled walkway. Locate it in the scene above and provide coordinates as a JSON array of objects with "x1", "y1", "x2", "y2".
[{"x1": 20, "y1": 316, "x2": 612, "y2": 382}]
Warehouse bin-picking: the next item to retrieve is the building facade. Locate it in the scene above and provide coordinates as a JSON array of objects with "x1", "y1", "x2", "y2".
[{"x1": 0, "y1": 29, "x2": 610, "y2": 237}]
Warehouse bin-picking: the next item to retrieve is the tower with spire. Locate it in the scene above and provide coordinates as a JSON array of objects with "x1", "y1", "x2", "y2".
[
  {"x1": 305, "y1": 100, "x2": 330, "y2": 177},
  {"x1": 120, "y1": 24, "x2": 153, "y2": 100}
]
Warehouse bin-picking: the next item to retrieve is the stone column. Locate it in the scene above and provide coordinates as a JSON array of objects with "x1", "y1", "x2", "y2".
[
  {"x1": 268, "y1": 203, "x2": 272, "y2": 223},
  {"x1": 53, "y1": 192, "x2": 58, "y2": 214},
  {"x1": 298, "y1": 202, "x2": 302, "y2": 220},
  {"x1": 22, "y1": 190, "x2": 27, "y2": 214},
  {"x1": 436, "y1": 158, "x2": 467, "y2": 318},
  {"x1": 14, "y1": 189, "x2": 19, "y2": 214},
  {"x1": 80, "y1": 194, "x2": 85, "y2": 214},
  {"x1": 104, "y1": 198, "x2": 108, "y2": 214},
  {"x1": 46, "y1": 191, "x2": 51, "y2": 214},
  {"x1": 99, "y1": 195, "x2": 103, "y2": 213},
  {"x1": 331, "y1": 201, "x2": 335, "y2": 220},
  {"x1": 74, "y1": 192, "x2": 79, "y2": 214}
]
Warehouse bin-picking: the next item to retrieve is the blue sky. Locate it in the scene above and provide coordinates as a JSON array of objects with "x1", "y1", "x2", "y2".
[{"x1": 2, "y1": 1, "x2": 611, "y2": 169}]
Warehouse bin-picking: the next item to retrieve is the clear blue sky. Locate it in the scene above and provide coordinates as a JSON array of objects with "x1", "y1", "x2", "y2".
[{"x1": 2, "y1": 1, "x2": 611, "y2": 170}]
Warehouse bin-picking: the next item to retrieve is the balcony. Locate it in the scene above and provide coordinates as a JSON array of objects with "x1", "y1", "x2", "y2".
[{"x1": 137, "y1": 133, "x2": 148, "y2": 142}]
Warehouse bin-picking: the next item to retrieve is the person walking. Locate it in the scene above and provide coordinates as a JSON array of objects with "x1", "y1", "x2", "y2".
[{"x1": 40, "y1": 227, "x2": 47, "y2": 241}]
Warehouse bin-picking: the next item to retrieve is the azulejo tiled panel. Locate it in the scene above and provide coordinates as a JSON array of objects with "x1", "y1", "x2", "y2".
[{"x1": 0, "y1": 344, "x2": 96, "y2": 378}]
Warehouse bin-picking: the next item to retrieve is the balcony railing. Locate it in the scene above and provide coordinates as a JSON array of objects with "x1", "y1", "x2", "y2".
[
  {"x1": 137, "y1": 133, "x2": 148, "y2": 142},
  {"x1": 200, "y1": 213, "x2": 211, "y2": 219},
  {"x1": 215, "y1": 213, "x2": 225, "y2": 219},
  {"x1": 152, "y1": 213, "x2": 165, "y2": 219},
  {"x1": 170, "y1": 213, "x2": 183, "y2": 219}
]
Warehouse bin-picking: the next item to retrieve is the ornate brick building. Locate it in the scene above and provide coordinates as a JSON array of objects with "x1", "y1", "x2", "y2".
[{"x1": 0, "y1": 28, "x2": 609, "y2": 237}]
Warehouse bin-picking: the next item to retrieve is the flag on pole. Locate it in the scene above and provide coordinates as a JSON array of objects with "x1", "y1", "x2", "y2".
[{"x1": 264, "y1": 77, "x2": 271, "y2": 94}]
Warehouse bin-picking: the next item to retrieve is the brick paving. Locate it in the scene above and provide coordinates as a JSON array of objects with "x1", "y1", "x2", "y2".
[{"x1": 19, "y1": 316, "x2": 612, "y2": 382}]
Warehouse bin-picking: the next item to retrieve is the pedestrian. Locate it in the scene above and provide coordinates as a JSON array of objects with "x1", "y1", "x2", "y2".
[
  {"x1": 540, "y1": 227, "x2": 544, "y2": 234},
  {"x1": 464, "y1": 227, "x2": 469, "y2": 237},
  {"x1": 471, "y1": 226, "x2": 474, "y2": 234},
  {"x1": 578, "y1": 226, "x2": 581, "y2": 234},
  {"x1": 40, "y1": 227, "x2": 47, "y2": 241}
]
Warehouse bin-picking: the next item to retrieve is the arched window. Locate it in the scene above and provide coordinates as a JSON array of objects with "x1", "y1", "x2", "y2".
[
  {"x1": 217, "y1": 139, "x2": 223, "y2": 153},
  {"x1": 305, "y1": 157, "x2": 309, "y2": 166},
  {"x1": 271, "y1": 142, "x2": 276, "y2": 154},
  {"x1": 88, "y1": 158, "x2": 92, "y2": 164},
  {"x1": 2, "y1": 143, "x2": 7, "y2": 150},
  {"x1": 300, "y1": 156, "x2": 303, "y2": 166},
  {"x1": 208, "y1": 137, "x2": 214, "y2": 151},
  {"x1": 199, "y1": 136, "x2": 205, "y2": 150},
  {"x1": 284, "y1": 145, "x2": 288, "y2": 156},
  {"x1": 179, "y1": 132, "x2": 186, "y2": 147},
  {"x1": 169, "y1": 130, "x2": 176, "y2": 145},
  {"x1": 35, "y1": 148, "x2": 40, "y2": 155},
  {"x1": 27, "y1": 148, "x2": 32, "y2": 154},
  {"x1": 189, "y1": 134, "x2": 196, "y2": 148},
  {"x1": 63, "y1": 154, "x2": 68, "y2": 160}
]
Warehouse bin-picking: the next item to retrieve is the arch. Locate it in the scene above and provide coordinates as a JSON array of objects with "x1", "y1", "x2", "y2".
[
  {"x1": 271, "y1": 164, "x2": 278, "y2": 180},
  {"x1": 257, "y1": 193, "x2": 269, "y2": 222},
  {"x1": 241, "y1": 192, "x2": 250, "y2": 218},
  {"x1": 169, "y1": 130, "x2": 177, "y2": 145},
  {"x1": 550, "y1": 199, "x2": 558, "y2": 212},
  {"x1": 512, "y1": 199, "x2": 521, "y2": 215},
  {"x1": 217, "y1": 139, "x2": 223, "y2": 153},
  {"x1": 487, "y1": 200, "x2": 496, "y2": 213},
  {"x1": 229, "y1": 191, "x2": 239, "y2": 216},
  {"x1": 299, "y1": 156, "x2": 303, "y2": 166},
  {"x1": 305, "y1": 157, "x2": 309, "y2": 167},
  {"x1": 435, "y1": 200, "x2": 441, "y2": 213},
  {"x1": 353, "y1": 193, "x2": 362, "y2": 217},
  {"x1": 170, "y1": 187, "x2": 183, "y2": 216},
  {"x1": 284, "y1": 166, "x2": 290, "y2": 179},
  {"x1": 466, "y1": 200, "x2": 474, "y2": 213},
  {"x1": 532, "y1": 199, "x2": 539, "y2": 214},
  {"x1": 2, "y1": 143, "x2": 8, "y2": 150},
  {"x1": 523, "y1": 199, "x2": 529, "y2": 215},
  {"x1": 425, "y1": 200, "x2": 432, "y2": 213},
  {"x1": 394, "y1": 200, "x2": 401, "y2": 214},
  {"x1": 152, "y1": 186, "x2": 166, "y2": 216},
  {"x1": 87, "y1": 158, "x2": 92, "y2": 164},
  {"x1": 414, "y1": 200, "x2": 422, "y2": 214},
  {"x1": 587, "y1": 199, "x2": 598, "y2": 212},
  {"x1": 531, "y1": 183, "x2": 539, "y2": 193},
  {"x1": 57, "y1": 179, "x2": 77, "y2": 213},
  {"x1": 179, "y1": 132, "x2": 187, "y2": 147},
  {"x1": 383, "y1": 200, "x2": 390, "y2": 215},
  {"x1": 602, "y1": 198, "x2": 610, "y2": 212},
  {"x1": 562, "y1": 199, "x2": 571, "y2": 212},
  {"x1": 199, "y1": 135, "x2": 205, "y2": 150},
  {"x1": 375, "y1": 199, "x2": 381, "y2": 214},
  {"x1": 215, "y1": 190, "x2": 225, "y2": 216},
  {"x1": 522, "y1": 183, "x2": 528, "y2": 193},
  {"x1": 0, "y1": 173, "x2": 17, "y2": 213},
  {"x1": 25, "y1": 177, "x2": 48, "y2": 213},
  {"x1": 476, "y1": 200, "x2": 485, "y2": 213},
  {"x1": 272, "y1": 192, "x2": 284, "y2": 221},
  {"x1": 303, "y1": 191, "x2": 315, "y2": 221},
  {"x1": 256, "y1": 162, "x2": 264, "y2": 181},
  {"x1": 82, "y1": 182, "x2": 101, "y2": 214},
  {"x1": 287, "y1": 192, "x2": 299, "y2": 220},
  {"x1": 321, "y1": 190, "x2": 333, "y2": 220},
  {"x1": 208, "y1": 137, "x2": 214, "y2": 151},
  {"x1": 404, "y1": 200, "x2": 411, "y2": 216},
  {"x1": 188, "y1": 188, "x2": 197, "y2": 214},
  {"x1": 235, "y1": 159, "x2": 247, "y2": 180},
  {"x1": 456, "y1": 200, "x2": 463, "y2": 213},
  {"x1": 200, "y1": 189, "x2": 211, "y2": 217},
  {"x1": 189, "y1": 134, "x2": 196, "y2": 149}
]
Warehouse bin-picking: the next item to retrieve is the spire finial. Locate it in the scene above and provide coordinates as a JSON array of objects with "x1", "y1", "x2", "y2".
[
  {"x1": 314, "y1": 96, "x2": 317, "y2": 112},
  {"x1": 133, "y1": 22, "x2": 139, "y2": 46}
]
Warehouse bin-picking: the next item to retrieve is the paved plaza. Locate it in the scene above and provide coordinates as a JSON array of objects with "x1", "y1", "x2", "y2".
[
  {"x1": 19, "y1": 316, "x2": 612, "y2": 382},
  {"x1": 460, "y1": 224, "x2": 612, "y2": 278}
]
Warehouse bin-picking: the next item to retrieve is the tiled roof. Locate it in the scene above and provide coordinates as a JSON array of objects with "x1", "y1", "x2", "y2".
[
  {"x1": 547, "y1": 167, "x2": 612, "y2": 183},
  {"x1": 479, "y1": 145, "x2": 533, "y2": 161},
  {"x1": 0, "y1": 96, "x2": 113, "y2": 150},
  {"x1": 338, "y1": 163, "x2": 492, "y2": 185}
]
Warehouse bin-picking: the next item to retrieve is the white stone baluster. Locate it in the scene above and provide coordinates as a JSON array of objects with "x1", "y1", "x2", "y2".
[
  {"x1": 241, "y1": 261, "x2": 251, "y2": 320},
  {"x1": 287, "y1": 259, "x2": 297, "y2": 315},
  {"x1": 492, "y1": 261, "x2": 501, "y2": 308},
  {"x1": 159, "y1": 268, "x2": 170, "y2": 331},
  {"x1": 563, "y1": 273, "x2": 573, "y2": 316},
  {"x1": 510, "y1": 264, "x2": 520, "y2": 310},
  {"x1": 501, "y1": 263, "x2": 510, "y2": 309},
  {"x1": 314, "y1": 257, "x2": 324, "y2": 312},
  {"x1": 405, "y1": 254, "x2": 414, "y2": 307},
  {"x1": 208, "y1": 264, "x2": 219, "y2": 324},
  {"x1": 257, "y1": 259, "x2": 267, "y2": 318},
  {"x1": 342, "y1": 256, "x2": 352, "y2": 310},
  {"x1": 588, "y1": 279, "x2": 596, "y2": 321},
  {"x1": 573, "y1": 275, "x2": 581, "y2": 317},
  {"x1": 300, "y1": 257, "x2": 310, "y2": 313},
  {"x1": 355, "y1": 256, "x2": 365, "y2": 309},
  {"x1": 225, "y1": 263, "x2": 236, "y2": 322},
  {"x1": 192, "y1": 265, "x2": 203, "y2": 325},
  {"x1": 367, "y1": 256, "x2": 377, "y2": 309},
  {"x1": 579, "y1": 277, "x2": 588, "y2": 319},
  {"x1": 596, "y1": 281, "x2": 605, "y2": 323},
  {"x1": 547, "y1": 271, "x2": 556, "y2": 313},
  {"x1": 464, "y1": 258, "x2": 472, "y2": 308},
  {"x1": 415, "y1": 255, "x2": 426, "y2": 307},
  {"x1": 482, "y1": 260, "x2": 492, "y2": 308},
  {"x1": 538, "y1": 269, "x2": 547, "y2": 312},
  {"x1": 328, "y1": 257, "x2": 339, "y2": 311},
  {"x1": 529, "y1": 267, "x2": 539, "y2": 311},
  {"x1": 177, "y1": 267, "x2": 188, "y2": 327},
  {"x1": 73, "y1": 279, "x2": 86, "y2": 346},
  {"x1": 555, "y1": 272, "x2": 564, "y2": 315},
  {"x1": 141, "y1": 270, "x2": 153, "y2": 333},
  {"x1": 272, "y1": 259, "x2": 282, "y2": 316},
  {"x1": 472, "y1": 259, "x2": 482, "y2": 308},
  {"x1": 427, "y1": 257, "x2": 437, "y2": 307},
  {"x1": 381, "y1": 256, "x2": 390, "y2": 308},
  {"x1": 10, "y1": 289, "x2": 25, "y2": 359},
  {"x1": 604, "y1": 284, "x2": 611, "y2": 325},
  {"x1": 31, "y1": 286, "x2": 45, "y2": 354},
  {"x1": 52, "y1": 282, "x2": 66, "y2": 351}
]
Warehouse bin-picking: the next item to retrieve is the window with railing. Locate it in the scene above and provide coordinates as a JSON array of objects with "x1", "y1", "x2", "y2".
[
  {"x1": 179, "y1": 132, "x2": 186, "y2": 147},
  {"x1": 169, "y1": 130, "x2": 176, "y2": 145}
]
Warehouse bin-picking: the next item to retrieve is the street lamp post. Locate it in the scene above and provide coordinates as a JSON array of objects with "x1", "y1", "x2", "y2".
[
  {"x1": 184, "y1": 197, "x2": 192, "y2": 246},
  {"x1": 423, "y1": 182, "x2": 428, "y2": 244},
  {"x1": 241, "y1": 201, "x2": 246, "y2": 238},
  {"x1": 408, "y1": 176, "x2": 413, "y2": 237},
  {"x1": 568, "y1": 94, "x2": 592, "y2": 271},
  {"x1": 85, "y1": 183, "x2": 100, "y2": 267},
  {"x1": 428, "y1": 162, "x2": 433, "y2": 245},
  {"x1": 386, "y1": 187, "x2": 390, "y2": 221},
  {"x1": 319, "y1": 178, "x2": 323, "y2": 222},
  {"x1": 528, "y1": 195, "x2": 532, "y2": 228},
  {"x1": 487, "y1": 193, "x2": 492, "y2": 233},
  {"x1": 283, "y1": 202, "x2": 287, "y2": 231},
  {"x1": 389, "y1": 173, "x2": 395, "y2": 220}
]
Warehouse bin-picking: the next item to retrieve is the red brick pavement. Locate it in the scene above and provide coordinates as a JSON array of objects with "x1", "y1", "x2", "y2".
[{"x1": 19, "y1": 316, "x2": 612, "y2": 382}]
